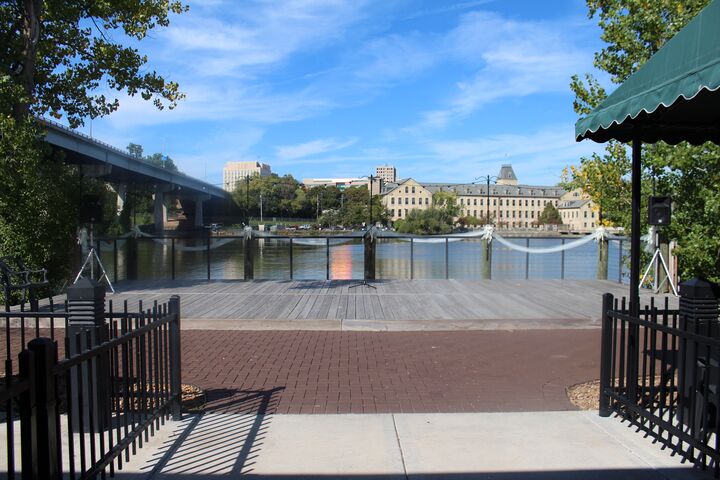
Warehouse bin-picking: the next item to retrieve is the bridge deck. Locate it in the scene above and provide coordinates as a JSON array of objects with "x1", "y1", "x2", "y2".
[{"x1": 87, "y1": 279, "x2": 675, "y2": 331}]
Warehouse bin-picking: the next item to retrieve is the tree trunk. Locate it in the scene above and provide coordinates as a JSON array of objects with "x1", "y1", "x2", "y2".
[{"x1": 12, "y1": 0, "x2": 42, "y2": 121}]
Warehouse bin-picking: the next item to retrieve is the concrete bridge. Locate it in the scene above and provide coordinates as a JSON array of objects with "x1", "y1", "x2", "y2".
[{"x1": 39, "y1": 118, "x2": 235, "y2": 231}]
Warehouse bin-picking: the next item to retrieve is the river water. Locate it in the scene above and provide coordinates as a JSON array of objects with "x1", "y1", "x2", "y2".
[{"x1": 98, "y1": 236, "x2": 629, "y2": 283}]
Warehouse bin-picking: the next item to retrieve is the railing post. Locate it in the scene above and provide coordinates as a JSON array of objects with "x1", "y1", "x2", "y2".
[
  {"x1": 20, "y1": 338, "x2": 61, "y2": 480},
  {"x1": 126, "y1": 237, "x2": 138, "y2": 281},
  {"x1": 243, "y1": 229, "x2": 254, "y2": 280},
  {"x1": 445, "y1": 237, "x2": 449, "y2": 280},
  {"x1": 66, "y1": 278, "x2": 109, "y2": 430},
  {"x1": 326, "y1": 237, "x2": 330, "y2": 280},
  {"x1": 525, "y1": 238, "x2": 530, "y2": 279},
  {"x1": 289, "y1": 238, "x2": 293, "y2": 280},
  {"x1": 597, "y1": 237, "x2": 609, "y2": 280},
  {"x1": 206, "y1": 237, "x2": 211, "y2": 280},
  {"x1": 560, "y1": 238, "x2": 566, "y2": 280},
  {"x1": 599, "y1": 293, "x2": 614, "y2": 417},
  {"x1": 410, "y1": 238, "x2": 414, "y2": 280},
  {"x1": 169, "y1": 295, "x2": 182, "y2": 420},
  {"x1": 363, "y1": 232, "x2": 376, "y2": 281},
  {"x1": 482, "y1": 238, "x2": 491, "y2": 280},
  {"x1": 618, "y1": 239, "x2": 624, "y2": 283}
]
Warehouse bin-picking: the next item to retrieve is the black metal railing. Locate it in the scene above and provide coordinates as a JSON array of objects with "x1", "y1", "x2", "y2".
[
  {"x1": 0, "y1": 296, "x2": 181, "y2": 480},
  {"x1": 599, "y1": 292, "x2": 720, "y2": 476},
  {"x1": 94, "y1": 233, "x2": 629, "y2": 283}
]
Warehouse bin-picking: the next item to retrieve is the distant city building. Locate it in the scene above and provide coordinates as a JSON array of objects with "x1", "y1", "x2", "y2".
[
  {"x1": 375, "y1": 165, "x2": 397, "y2": 183},
  {"x1": 223, "y1": 161, "x2": 271, "y2": 191},
  {"x1": 558, "y1": 189, "x2": 598, "y2": 232},
  {"x1": 381, "y1": 164, "x2": 567, "y2": 229}
]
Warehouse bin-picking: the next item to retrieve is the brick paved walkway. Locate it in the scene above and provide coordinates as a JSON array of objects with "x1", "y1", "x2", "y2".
[{"x1": 183, "y1": 329, "x2": 601, "y2": 414}]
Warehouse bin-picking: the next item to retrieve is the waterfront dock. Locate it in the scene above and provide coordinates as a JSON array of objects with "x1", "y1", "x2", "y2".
[{"x1": 94, "y1": 279, "x2": 675, "y2": 331}]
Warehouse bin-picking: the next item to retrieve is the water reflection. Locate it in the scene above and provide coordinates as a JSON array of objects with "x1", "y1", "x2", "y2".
[{"x1": 98, "y1": 237, "x2": 629, "y2": 283}]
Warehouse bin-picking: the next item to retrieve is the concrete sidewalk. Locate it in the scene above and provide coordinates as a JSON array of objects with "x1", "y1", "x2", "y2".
[{"x1": 119, "y1": 411, "x2": 711, "y2": 479}]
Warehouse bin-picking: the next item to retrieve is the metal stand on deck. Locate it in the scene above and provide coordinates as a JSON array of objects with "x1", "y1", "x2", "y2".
[
  {"x1": 639, "y1": 226, "x2": 677, "y2": 296},
  {"x1": 73, "y1": 224, "x2": 115, "y2": 293},
  {"x1": 349, "y1": 278, "x2": 376, "y2": 289}
]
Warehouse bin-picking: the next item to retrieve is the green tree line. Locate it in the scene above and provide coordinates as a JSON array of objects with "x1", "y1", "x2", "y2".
[{"x1": 232, "y1": 175, "x2": 388, "y2": 227}]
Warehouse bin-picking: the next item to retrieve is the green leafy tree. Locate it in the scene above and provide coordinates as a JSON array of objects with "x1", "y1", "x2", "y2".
[
  {"x1": 537, "y1": 203, "x2": 562, "y2": 226},
  {"x1": 0, "y1": 1, "x2": 188, "y2": 290},
  {"x1": 570, "y1": 0, "x2": 719, "y2": 281},
  {"x1": 2, "y1": 0, "x2": 187, "y2": 124},
  {"x1": 395, "y1": 191, "x2": 460, "y2": 234}
]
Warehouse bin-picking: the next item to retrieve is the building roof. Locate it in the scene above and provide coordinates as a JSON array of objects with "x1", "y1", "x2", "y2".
[
  {"x1": 557, "y1": 199, "x2": 590, "y2": 209},
  {"x1": 498, "y1": 164, "x2": 517, "y2": 182},
  {"x1": 421, "y1": 183, "x2": 564, "y2": 198}
]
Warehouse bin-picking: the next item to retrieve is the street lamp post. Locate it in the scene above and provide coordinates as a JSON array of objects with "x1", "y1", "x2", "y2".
[
  {"x1": 473, "y1": 175, "x2": 498, "y2": 225},
  {"x1": 369, "y1": 174, "x2": 374, "y2": 227}
]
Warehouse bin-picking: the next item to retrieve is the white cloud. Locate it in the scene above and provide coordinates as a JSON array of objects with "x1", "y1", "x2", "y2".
[
  {"x1": 166, "y1": 0, "x2": 372, "y2": 76},
  {"x1": 360, "y1": 10, "x2": 593, "y2": 130},
  {"x1": 275, "y1": 137, "x2": 358, "y2": 160},
  {"x1": 425, "y1": 125, "x2": 601, "y2": 183}
]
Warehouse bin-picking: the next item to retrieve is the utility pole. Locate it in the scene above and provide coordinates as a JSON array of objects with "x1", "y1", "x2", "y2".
[
  {"x1": 245, "y1": 175, "x2": 250, "y2": 224},
  {"x1": 473, "y1": 174, "x2": 497, "y2": 225},
  {"x1": 369, "y1": 174, "x2": 374, "y2": 227}
]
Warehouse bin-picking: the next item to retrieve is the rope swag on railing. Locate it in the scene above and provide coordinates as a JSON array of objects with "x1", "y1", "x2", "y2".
[{"x1": 378, "y1": 225, "x2": 610, "y2": 254}]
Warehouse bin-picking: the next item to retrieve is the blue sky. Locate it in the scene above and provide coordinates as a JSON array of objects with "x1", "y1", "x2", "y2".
[{"x1": 83, "y1": 0, "x2": 611, "y2": 188}]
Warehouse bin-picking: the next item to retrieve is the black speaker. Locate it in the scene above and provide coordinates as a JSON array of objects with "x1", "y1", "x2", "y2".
[
  {"x1": 648, "y1": 196, "x2": 671, "y2": 226},
  {"x1": 80, "y1": 194, "x2": 103, "y2": 223}
]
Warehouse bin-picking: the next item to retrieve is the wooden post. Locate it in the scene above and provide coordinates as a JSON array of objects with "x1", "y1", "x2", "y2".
[
  {"x1": 597, "y1": 238, "x2": 609, "y2": 280},
  {"x1": 363, "y1": 233, "x2": 376, "y2": 281},
  {"x1": 481, "y1": 238, "x2": 491, "y2": 280},
  {"x1": 244, "y1": 231, "x2": 254, "y2": 280}
]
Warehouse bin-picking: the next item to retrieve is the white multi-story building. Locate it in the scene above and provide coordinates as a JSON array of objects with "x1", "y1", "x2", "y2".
[
  {"x1": 223, "y1": 161, "x2": 271, "y2": 191},
  {"x1": 375, "y1": 165, "x2": 397, "y2": 183}
]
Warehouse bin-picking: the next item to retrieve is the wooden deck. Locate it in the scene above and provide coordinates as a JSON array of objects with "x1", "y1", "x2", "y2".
[{"x1": 87, "y1": 279, "x2": 677, "y2": 331}]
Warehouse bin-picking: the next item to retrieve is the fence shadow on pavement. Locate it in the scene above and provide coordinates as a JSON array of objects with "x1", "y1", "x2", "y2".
[{"x1": 139, "y1": 387, "x2": 282, "y2": 478}]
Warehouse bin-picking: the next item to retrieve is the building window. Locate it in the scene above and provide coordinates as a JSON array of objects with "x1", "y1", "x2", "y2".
[
  {"x1": 391, "y1": 197, "x2": 395, "y2": 204},
  {"x1": 473, "y1": 199, "x2": 477, "y2": 206},
  {"x1": 531, "y1": 200, "x2": 534, "y2": 207},
  {"x1": 525, "y1": 200, "x2": 528, "y2": 206},
  {"x1": 405, "y1": 209, "x2": 408, "y2": 216},
  {"x1": 412, "y1": 186, "x2": 415, "y2": 194},
  {"x1": 531, "y1": 211, "x2": 535, "y2": 218},
  {"x1": 584, "y1": 211, "x2": 587, "y2": 218},
  {"x1": 412, "y1": 198, "x2": 415, "y2": 205},
  {"x1": 425, "y1": 198, "x2": 429, "y2": 205},
  {"x1": 461, "y1": 198, "x2": 464, "y2": 205},
  {"x1": 480, "y1": 199, "x2": 484, "y2": 206},
  {"x1": 474, "y1": 210, "x2": 477, "y2": 217},
  {"x1": 493, "y1": 199, "x2": 497, "y2": 206},
  {"x1": 512, "y1": 199, "x2": 515, "y2": 206},
  {"x1": 405, "y1": 186, "x2": 408, "y2": 193},
  {"x1": 391, "y1": 209, "x2": 395, "y2": 216}
]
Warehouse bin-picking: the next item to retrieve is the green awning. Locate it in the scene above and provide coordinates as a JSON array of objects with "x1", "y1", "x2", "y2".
[{"x1": 575, "y1": 0, "x2": 720, "y2": 145}]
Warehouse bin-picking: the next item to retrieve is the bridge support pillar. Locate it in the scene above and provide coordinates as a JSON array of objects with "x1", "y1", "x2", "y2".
[
  {"x1": 193, "y1": 194, "x2": 210, "y2": 228},
  {"x1": 115, "y1": 184, "x2": 127, "y2": 216},
  {"x1": 154, "y1": 185, "x2": 173, "y2": 233}
]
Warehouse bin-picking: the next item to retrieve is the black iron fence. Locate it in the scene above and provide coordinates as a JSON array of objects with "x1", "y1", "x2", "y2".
[
  {"x1": 94, "y1": 233, "x2": 630, "y2": 283},
  {"x1": 599, "y1": 280, "x2": 720, "y2": 476},
  {"x1": 0, "y1": 291, "x2": 181, "y2": 479}
]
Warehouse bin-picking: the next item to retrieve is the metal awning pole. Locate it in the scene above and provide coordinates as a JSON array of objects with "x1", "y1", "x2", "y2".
[{"x1": 630, "y1": 137, "x2": 642, "y2": 315}]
